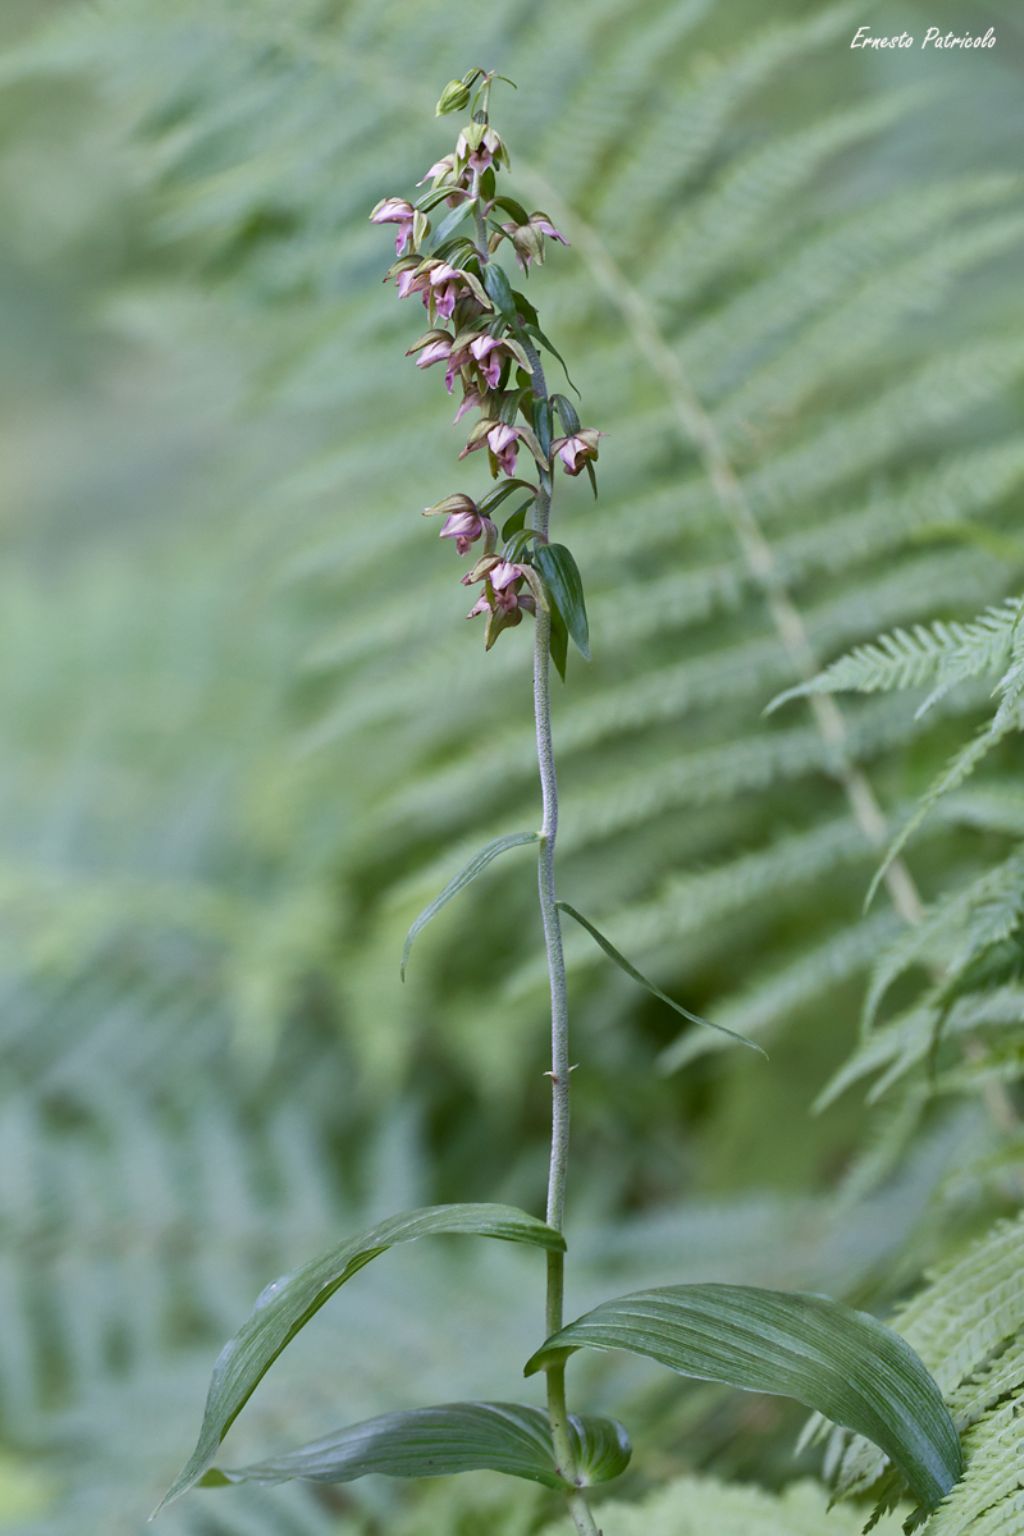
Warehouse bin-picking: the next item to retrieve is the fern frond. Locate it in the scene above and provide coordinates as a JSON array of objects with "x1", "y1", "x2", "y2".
[{"x1": 769, "y1": 600, "x2": 1022, "y2": 715}]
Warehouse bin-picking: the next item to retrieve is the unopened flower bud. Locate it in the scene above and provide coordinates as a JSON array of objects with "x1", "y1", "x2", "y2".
[{"x1": 436, "y1": 79, "x2": 472, "y2": 116}]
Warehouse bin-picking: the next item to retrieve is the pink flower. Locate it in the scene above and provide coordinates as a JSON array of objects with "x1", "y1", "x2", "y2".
[
  {"x1": 487, "y1": 422, "x2": 520, "y2": 476},
  {"x1": 499, "y1": 212, "x2": 570, "y2": 271},
  {"x1": 406, "y1": 329, "x2": 455, "y2": 372},
  {"x1": 469, "y1": 334, "x2": 508, "y2": 389},
  {"x1": 439, "y1": 510, "x2": 495, "y2": 556},
  {"x1": 550, "y1": 428, "x2": 602, "y2": 476},
  {"x1": 417, "y1": 156, "x2": 455, "y2": 186},
  {"x1": 489, "y1": 560, "x2": 529, "y2": 612},
  {"x1": 533, "y1": 215, "x2": 568, "y2": 245},
  {"x1": 416, "y1": 336, "x2": 453, "y2": 369},
  {"x1": 430, "y1": 261, "x2": 463, "y2": 321},
  {"x1": 396, "y1": 266, "x2": 431, "y2": 301},
  {"x1": 370, "y1": 197, "x2": 416, "y2": 256}
]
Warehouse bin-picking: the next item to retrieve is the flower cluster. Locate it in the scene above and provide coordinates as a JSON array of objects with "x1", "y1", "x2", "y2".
[{"x1": 370, "y1": 68, "x2": 602, "y2": 653}]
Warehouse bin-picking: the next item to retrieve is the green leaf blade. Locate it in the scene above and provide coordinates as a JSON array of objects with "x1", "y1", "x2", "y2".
[
  {"x1": 402, "y1": 831, "x2": 540, "y2": 979},
  {"x1": 157, "y1": 1205, "x2": 562, "y2": 1514},
  {"x1": 535, "y1": 544, "x2": 590, "y2": 661},
  {"x1": 557, "y1": 902, "x2": 766, "y2": 1057},
  {"x1": 524, "y1": 1284, "x2": 962, "y2": 1510},
  {"x1": 200, "y1": 1401, "x2": 630, "y2": 1492}
]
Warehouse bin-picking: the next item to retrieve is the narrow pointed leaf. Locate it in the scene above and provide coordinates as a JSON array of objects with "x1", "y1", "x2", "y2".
[
  {"x1": 432, "y1": 196, "x2": 475, "y2": 246},
  {"x1": 557, "y1": 902, "x2": 766, "y2": 1057},
  {"x1": 402, "y1": 832, "x2": 540, "y2": 979},
  {"x1": 524, "y1": 1284, "x2": 962, "y2": 1510},
  {"x1": 157, "y1": 1205, "x2": 562, "y2": 1513},
  {"x1": 483, "y1": 261, "x2": 515, "y2": 317},
  {"x1": 200, "y1": 1401, "x2": 631, "y2": 1492},
  {"x1": 535, "y1": 545, "x2": 590, "y2": 661}
]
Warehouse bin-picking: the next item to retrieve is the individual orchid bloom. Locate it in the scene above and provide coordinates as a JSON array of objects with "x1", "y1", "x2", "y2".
[
  {"x1": 469, "y1": 333, "x2": 511, "y2": 390},
  {"x1": 396, "y1": 265, "x2": 432, "y2": 302},
  {"x1": 500, "y1": 212, "x2": 570, "y2": 272},
  {"x1": 456, "y1": 123, "x2": 504, "y2": 174},
  {"x1": 369, "y1": 197, "x2": 416, "y2": 256},
  {"x1": 489, "y1": 559, "x2": 532, "y2": 612},
  {"x1": 459, "y1": 419, "x2": 521, "y2": 476},
  {"x1": 550, "y1": 427, "x2": 602, "y2": 476},
  {"x1": 487, "y1": 422, "x2": 521, "y2": 476},
  {"x1": 439, "y1": 509, "x2": 496, "y2": 556},
  {"x1": 429, "y1": 261, "x2": 464, "y2": 321},
  {"x1": 406, "y1": 329, "x2": 454, "y2": 371}
]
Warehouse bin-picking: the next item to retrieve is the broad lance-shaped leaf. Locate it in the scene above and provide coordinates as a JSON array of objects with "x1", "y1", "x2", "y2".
[
  {"x1": 156, "y1": 1205, "x2": 562, "y2": 1514},
  {"x1": 535, "y1": 544, "x2": 590, "y2": 661},
  {"x1": 401, "y1": 832, "x2": 539, "y2": 979},
  {"x1": 200, "y1": 1401, "x2": 631, "y2": 1492},
  {"x1": 524, "y1": 1284, "x2": 962, "y2": 1511},
  {"x1": 557, "y1": 902, "x2": 766, "y2": 1057}
]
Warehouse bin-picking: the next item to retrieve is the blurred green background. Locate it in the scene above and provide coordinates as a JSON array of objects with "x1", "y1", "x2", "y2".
[{"x1": 2, "y1": 1, "x2": 1022, "y2": 1532}]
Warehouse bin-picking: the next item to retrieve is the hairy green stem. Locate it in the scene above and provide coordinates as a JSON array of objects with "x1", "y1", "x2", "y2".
[
  {"x1": 526, "y1": 343, "x2": 599, "y2": 1536},
  {"x1": 472, "y1": 163, "x2": 597, "y2": 1534}
]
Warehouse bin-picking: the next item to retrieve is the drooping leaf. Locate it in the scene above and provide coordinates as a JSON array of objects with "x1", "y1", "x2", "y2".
[
  {"x1": 200, "y1": 1400, "x2": 631, "y2": 1492},
  {"x1": 492, "y1": 194, "x2": 531, "y2": 225},
  {"x1": 156, "y1": 1205, "x2": 563, "y2": 1512},
  {"x1": 556, "y1": 902, "x2": 766, "y2": 1056},
  {"x1": 524, "y1": 1284, "x2": 962, "y2": 1510},
  {"x1": 535, "y1": 544, "x2": 590, "y2": 661},
  {"x1": 402, "y1": 832, "x2": 540, "y2": 979},
  {"x1": 526, "y1": 321, "x2": 580, "y2": 394}
]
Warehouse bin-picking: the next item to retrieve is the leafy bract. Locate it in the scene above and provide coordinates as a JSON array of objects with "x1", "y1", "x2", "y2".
[
  {"x1": 557, "y1": 902, "x2": 765, "y2": 1056},
  {"x1": 402, "y1": 832, "x2": 540, "y2": 979},
  {"x1": 524, "y1": 1283, "x2": 962, "y2": 1510},
  {"x1": 200, "y1": 1400, "x2": 631, "y2": 1492},
  {"x1": 157, "y1": 1205, "x2": 562, "y2": 1512},
  {"x1": 535, "y1": 544, "x2": 590, "y2": 660}
]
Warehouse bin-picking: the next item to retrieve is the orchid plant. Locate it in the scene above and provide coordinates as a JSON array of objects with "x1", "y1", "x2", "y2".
[{"x1": 154, "y1": 71, "x2": 964, "y2": 1536}]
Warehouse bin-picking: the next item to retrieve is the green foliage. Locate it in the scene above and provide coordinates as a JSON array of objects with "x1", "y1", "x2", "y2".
[
  {"x1": 813, "y1": 1215, "x2": 1024, "y2": 1534},
  {"x1": 526, "y1": 1283, "x2": 961, "y2": 1509},
  {"x1": 161, "y1": 1204, "x2": 563, "y2": 1509},
  {"x1": 203, "y1": 1400, "x2": 631, "y2": 1492}
]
